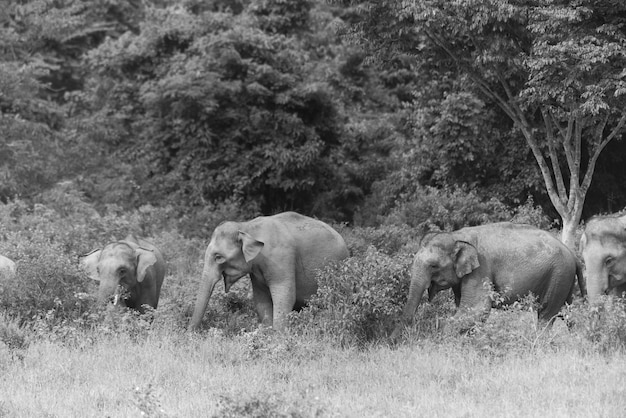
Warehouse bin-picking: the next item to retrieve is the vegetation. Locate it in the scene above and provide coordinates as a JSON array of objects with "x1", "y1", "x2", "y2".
[
  {"x1": 2, "y1": 196, "x2": 626, "y2": 416},
  {"x1": 3, "y1": 1, "x2": 626, "y2": 416},
  {"x1": 342, "y1": 0, "x2": 626, "y2": 248}
]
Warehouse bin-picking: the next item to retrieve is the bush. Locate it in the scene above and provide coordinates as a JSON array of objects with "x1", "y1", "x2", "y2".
[
  {"x1": 382, "y1": 185, "x2": 512, "y2": 232},
  {"x1": 565, "y1": 297, "x2": 626, "y2": 354},
  {"x1": 339, "y1": 224, "x2": 417, "y2": 256},
  {"x1": 0, "y1": 236, "x2": 93, "y2": 325},
  {"x1": 290, "y1": 247, "x2": 411, "y2": 346},
  {"x1": 510, "y1": 196, "x2": 555, "y2": 230},
  {"x1": 192, "y1": 280, "x2": 260, "y2": 335},
  {"x1": 0, "y1": 312, "x2": 29, "y2": 361}
]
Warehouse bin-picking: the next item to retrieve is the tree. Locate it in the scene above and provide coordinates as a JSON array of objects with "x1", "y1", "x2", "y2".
[
  {"x1": 343, "y1": 0, "x2": 626, "y2": 248},
  {"x1": 80, "y1": 1, "x2": 404, "y2": 222},
  {"x1": 0, "y1": 0, "x2": 150, "y2": 201}
]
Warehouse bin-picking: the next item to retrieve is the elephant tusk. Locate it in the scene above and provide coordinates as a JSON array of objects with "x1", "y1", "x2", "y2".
[{"x1": 113, "y1": 293, "x2": 120, "y2": 305}]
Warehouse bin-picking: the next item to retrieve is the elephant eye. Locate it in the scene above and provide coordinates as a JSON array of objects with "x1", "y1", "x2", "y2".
[
  {"x1": 605, "y1": 257, "x2": 615, "y2": 266},
  {"x1": 118, "y1": 267, "x2": 128, "y2": 276},
  {"x1": 214, "y1": 254, "x2": 226, "y2": 264}
]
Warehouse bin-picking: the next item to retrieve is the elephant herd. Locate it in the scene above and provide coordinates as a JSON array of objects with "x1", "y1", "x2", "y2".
[{"x1": 2, "y1": 211, "x2": 626, "y2": 336}]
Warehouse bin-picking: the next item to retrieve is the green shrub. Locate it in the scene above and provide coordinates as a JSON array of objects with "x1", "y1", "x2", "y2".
[
  {"x1": 383, "y1": 185, "x2": 512, "y2": 232},
  {"x1": 510, "y1": 196, "x2": 555, "y2": 230},
  {"x1": 0, "y1": 312, "x2": 29, "y2": 361},
  {"x1": 453, "y1": 294, "x2": 560, "y2": 357},
  {"x1": 339, "y1": 224, "x2": 417, "y2": 256},
  {"x1": 565, "y1": 297, "x2": 626, "y2": 354},
  {"x1": 0, "y1": 236, "x2": 93, "y2": 325},
  {"x1": 193, "y1": 280, "x2": 260, "y2": 335},
  {"x1": 395, "y1": 293, "x2": 458, "y2": 342},
  {"x1": 290, "y1": 247, "x2": 412, "y2": 346}
]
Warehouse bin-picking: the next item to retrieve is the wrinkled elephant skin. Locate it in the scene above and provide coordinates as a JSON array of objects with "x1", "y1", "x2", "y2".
[
  {"x1": 392, "y1": 222, "x2": 585, "y2": 339},
  {"x1": 581, "y1": 214, "x2": 626, "y2": 303},
  {"x1": 80, "y1": 235, "x2": 166, "y2": 311},
  {"x1": 189, "y1": 211, "x2": 349, "y2": 331}
]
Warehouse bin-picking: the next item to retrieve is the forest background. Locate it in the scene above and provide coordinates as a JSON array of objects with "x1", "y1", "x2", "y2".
[
  {"x1": 4, "y1": 0, "x2": 626, "y2": 235},
  {"x1": 2, "y1": 1, "x2": 626, "y2": 417}
]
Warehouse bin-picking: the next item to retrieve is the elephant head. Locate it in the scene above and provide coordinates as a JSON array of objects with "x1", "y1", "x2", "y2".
[
  {"x1": 80, "y1": 237, "x2": 159, "y2": 307},
  {"x1": 581, "y1": 215, "x2": 626, "y2": 303},
  {"x1": 189, "y1": 222, "x2": 264, "y2": 330},
  {"x1": 392, "y1": 232, "x2": 479, "y2": 338}
]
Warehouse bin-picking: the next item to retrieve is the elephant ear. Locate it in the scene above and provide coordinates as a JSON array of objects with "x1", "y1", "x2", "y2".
[
  {"x1": 453, "y1": 240, "x2": 479, "y2": 278},
  {"x1": 135, "y1": 247, "x2": 158, "y2": 283},
  {"x1": 80, "y1": 249, "x2": 102, "y2": 281},
  {"x1": 239, "y1": 231, "x2": 265, "y2": 263}
]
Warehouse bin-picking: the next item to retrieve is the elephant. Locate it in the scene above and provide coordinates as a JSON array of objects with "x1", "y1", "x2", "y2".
[
  {"x1": 392, "y1": 222, "x2": 585, "y2": 338},
  {"x1": 80, "y1": 235, "x2": 166, "y2": 311},
  {"x1": 580, "y1": 213, "x2": 626, "y2": 303},
  {"x1": 0, "y1": 254, "x2": 16, "y2": 279},
  {"x1": 189, "y1": 211, "x2": 349, "y2": 331}
]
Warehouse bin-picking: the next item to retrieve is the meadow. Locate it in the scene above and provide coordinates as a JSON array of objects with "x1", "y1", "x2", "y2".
[{"x1": 1, "y1": 191, "x2": 626, "y2": 417}]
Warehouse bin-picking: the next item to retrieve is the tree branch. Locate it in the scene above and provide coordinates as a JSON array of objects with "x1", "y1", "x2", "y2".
[
  {"x1": 541, "y1": 108, "x2": 568, "y2": 202},
  {"x1": 581, "y1": 112, "x2": 626, "y2": 195},
  {"x1": 567, "y1": 120, "x2": 583, "y2": 213},
  {"x1": 424, "y1": 30, "x2": 520, "y2": 122}
]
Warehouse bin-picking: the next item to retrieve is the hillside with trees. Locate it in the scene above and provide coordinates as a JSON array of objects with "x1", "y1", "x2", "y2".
[{"x1": 2, "y1": 0, "x2": 626, "y2": 238}]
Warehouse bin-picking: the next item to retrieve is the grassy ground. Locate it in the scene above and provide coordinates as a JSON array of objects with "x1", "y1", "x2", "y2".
[
  {"x1": 0, "y1": 202, "x2": 624, "y2": 417},
  {"x1": 1, "y1": 317, "x2": 625, "y2": 418}
]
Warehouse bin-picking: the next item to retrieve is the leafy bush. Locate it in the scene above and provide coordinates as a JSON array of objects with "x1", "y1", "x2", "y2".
[
  {"x1": 339, "y1": 224, "x2": 417, "y2": 256},
  {"x1": 510, "y1": 196, "x2": 555, "y2": 230},
  {"x1": 394, "y1": 294, "x2": 458, "y2": 342},
  {"x1": 290, "y1": 247, "x2": 411, "y2": 346},
  {"x1": 193, "y1": 280, "x2": 260, "y2": 335},
  {"x1": 565, "y1": 297, "x2": 626, "y2": 354},
  {"x1": 381, "y1": 185, "x2": 512, "y2": 232},
  {"x1": 452, "y1": 294, "x2": 561, "y2": 357},
  {"x1": 0, "y1": 312, "x2": 29, "y2": 361},
  {"x1": 0, "y1": 236, "x2": 93, "y2": 325}
]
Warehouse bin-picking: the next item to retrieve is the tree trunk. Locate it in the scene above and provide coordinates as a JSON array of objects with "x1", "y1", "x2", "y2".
[{"x1": 560, "y1": 217, "x2": 578, "y2": 251}]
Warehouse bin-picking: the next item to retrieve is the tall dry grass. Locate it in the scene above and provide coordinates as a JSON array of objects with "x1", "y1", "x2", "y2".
[{"x1": 1, "y1": 324, "x2": 625, "y2": 417}]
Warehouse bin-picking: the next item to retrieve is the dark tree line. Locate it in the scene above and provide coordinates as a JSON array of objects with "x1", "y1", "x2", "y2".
[{"x1": 2, "y1": 0, "x2": 626, "y2": 237}]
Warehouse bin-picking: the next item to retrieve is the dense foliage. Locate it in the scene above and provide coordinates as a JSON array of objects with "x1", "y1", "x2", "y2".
[
  {"x1": 2, "y1": 0, "x2": 626, "y2": 226},
  {"x1": 338, "y1": 0, "x2": 626, "y2": 248}
]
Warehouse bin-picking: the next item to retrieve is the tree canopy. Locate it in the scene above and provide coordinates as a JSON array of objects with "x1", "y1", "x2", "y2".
[
  {"x1": 342, "y1": 0, "x2": 626, "y2": 246},
  {"x1": 2, "y1": 0, "x2": 626, "y2": 238}
]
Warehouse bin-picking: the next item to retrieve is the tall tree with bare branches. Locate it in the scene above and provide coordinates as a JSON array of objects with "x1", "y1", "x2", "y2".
[{"x1": 342, "y1": 0, "x2": 626, "y2": 248}]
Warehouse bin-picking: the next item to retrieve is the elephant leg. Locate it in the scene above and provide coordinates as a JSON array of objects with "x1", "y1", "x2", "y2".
[
  {"x1": 456, "y1": 276, "x2": 492, "y2": 323},
  {"x1": 269, "y1": 278, "x2": 297, "y2": 331},
  {"x1": 251, "y1": 280, "x2": 273, "y2": 327}
]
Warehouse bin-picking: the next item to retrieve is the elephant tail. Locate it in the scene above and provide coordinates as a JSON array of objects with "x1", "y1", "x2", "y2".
[{"x1": 575, "y1": 257, "x2": 587, "y2": 298}]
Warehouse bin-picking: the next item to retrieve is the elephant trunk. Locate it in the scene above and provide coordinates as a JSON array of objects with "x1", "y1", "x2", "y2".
[
  {"x1": 586, "y1": 266, "x2": 608, "y2": 304},
  {"x1": 189, "y1": 264, "x2": 220, "y2": 331},
  {"x1": 390, "y1": 268, "x2": 430, "y2": 340},
  {"x1": 97, "y1": 281, "x2": 119, "y2": 305}
]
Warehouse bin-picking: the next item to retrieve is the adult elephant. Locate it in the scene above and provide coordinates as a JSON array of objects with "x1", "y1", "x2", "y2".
[
  {"x1": 580, "y1": 213, "x2": 626, "y2": 302},
  {"x1": 189, "y1": 211, "x2": 349, "y2": 331},
  {"x1": 80, "y1": 235, "x2": 166, "y2": 311},
  {"x1": 0, "y1": 254, "x2": 16, "y2": 279},
  {"x1": 392, "y1": 222, "x2": 585, "y2": 338}
]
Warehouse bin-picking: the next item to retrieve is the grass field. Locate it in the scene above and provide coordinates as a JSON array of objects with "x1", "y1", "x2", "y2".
[
  {"x1": 2, "y1": 307, "x2": 626, "y2": 417},
  {"x1": 1, "y1": 202, "x2": 625, "y2": 417}
]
